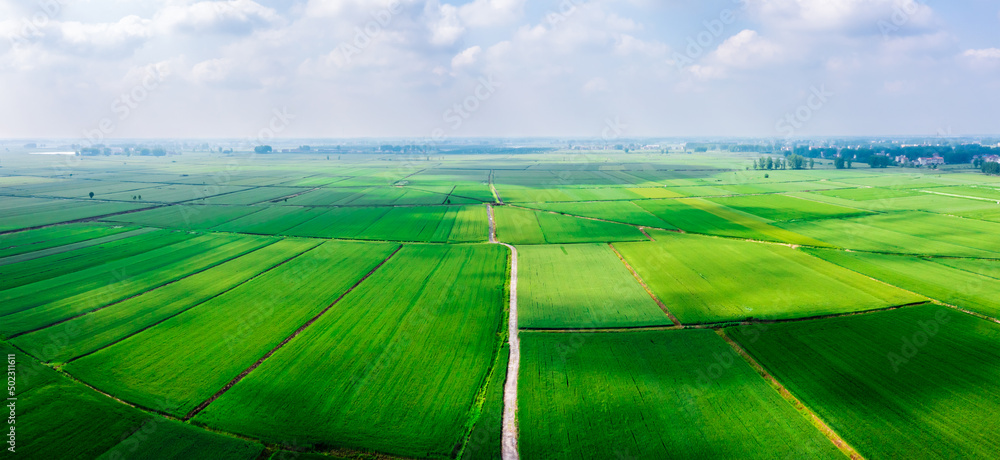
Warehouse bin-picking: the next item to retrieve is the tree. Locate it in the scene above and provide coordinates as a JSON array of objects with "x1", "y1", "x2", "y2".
[
  {"x1": 869, "y1": 155, "x2": 892, "y2": 168},
  {"x1": 847, "y1": 158, "x2": 853, "y2": 169},
  {"x1": 254, "y1": 145, "x2": 273, "y2": 154},
  {"x1": 766, "y1": 157, "x2": 774, "y2": 170},
  {"x1": 809, "y1": 158, "x2": 815, "y2": 169},
  {"x1": 89, "y1": 191, "x2": 94, "y2": 199},
  {"x1": 834, "y1": 157, "x2": 846, "y2": 169},
  {"x1": 788, "y1": 154, "x2": 806, "y2": 170},
  {"x1": 752, "y1": 159, "x2": 759, "y2": 170}
]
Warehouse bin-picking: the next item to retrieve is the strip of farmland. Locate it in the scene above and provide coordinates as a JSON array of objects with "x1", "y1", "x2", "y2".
[
  {"x1": 64, "y1": 240, "x2": 400, "y2": 416},
  {"x1": 0, "y1": 233, "x2": 271, "y2": 325},
  {"x1": 518, "y1": 330, "x2": 843, "y2": 459},
  {"x1": 728, "y1": 305, "x2": 1000, "y2": 458},
  {"x1": 11, "y1": 238, "x2": 321, "y2": 363},
  {"x1": 615, "y1": 230, "x2": 925, "y2": 324},
  {"x1": 517, "y1": 244, "x2": 669, "y2": 329},
  {"x1": 192, "y1": 244, "x2": 508, "y2": 459}
]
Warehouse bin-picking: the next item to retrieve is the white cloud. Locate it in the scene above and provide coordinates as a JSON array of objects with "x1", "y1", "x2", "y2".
[
  {"x1": 748, "y1": 0, "x2": 935, "y2": 34},
  {"x1": 964, "y1": 48, "x2": 1000, "y2": 60},
  {"x1": 54, "y1": 16, "x2": 154, "y2": 57},
  {"x1": 451, "y1": 45, "x2": 481, "y2": 68},
  {"x1": 191, "y1": 58, "x2": 234, "y2": 84},
  {"x1": 689, "y1": 30, "x2": 781, "y2": 79},
  {"x1": 458, "y1": 0, "x2": 526, "y2": 27},
  {"x1": 156, "y1": 0, "x2": 282, "y2": 35},
  {"x1": 427, "y1": 1, "x2": 464, "y2": 45}
]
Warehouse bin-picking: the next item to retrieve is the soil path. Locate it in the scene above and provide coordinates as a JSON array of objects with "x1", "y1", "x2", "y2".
[{"x1": 489, "y1": 204, "x2": 519, "y2": 460}]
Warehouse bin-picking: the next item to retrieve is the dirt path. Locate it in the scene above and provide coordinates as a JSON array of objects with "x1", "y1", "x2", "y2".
[
  {"x1": 499, "y1": 241, "x2": 519, "y2": 460},
  {"x1": 489, "y1": 204, "x2": 519, "y2": 460}
]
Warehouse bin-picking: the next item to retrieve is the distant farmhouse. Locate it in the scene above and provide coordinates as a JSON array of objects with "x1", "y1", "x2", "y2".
[{"x1": 915, "y1": 155, "x2": 945, "y2": 166}]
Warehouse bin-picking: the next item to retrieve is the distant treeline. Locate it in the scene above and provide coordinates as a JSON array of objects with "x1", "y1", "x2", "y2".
[{"x1": 793, "y1": 144, "x2": 998, "y2": 165}]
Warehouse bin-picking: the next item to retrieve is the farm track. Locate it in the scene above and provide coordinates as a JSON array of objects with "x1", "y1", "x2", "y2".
[
  {"x1": 718, "y1": 330, "x2": 866, "y2": 460},
  {"x1": 608, "y1": 243, "x2": 682, "y2": 326},
  {"x1": 181, "y1": 244, "x2": 404, "y2": 421},
  {"x1": 59, "y1": 242, "x2": 324, "y2": 365},
  {"x1": 488, "y1": 204, "x2": 520, "y2": 460}
]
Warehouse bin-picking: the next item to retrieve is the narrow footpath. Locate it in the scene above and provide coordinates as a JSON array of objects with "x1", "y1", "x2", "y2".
[{"x1": 488, "y1": 204, "x2": 520, "y2": 460}]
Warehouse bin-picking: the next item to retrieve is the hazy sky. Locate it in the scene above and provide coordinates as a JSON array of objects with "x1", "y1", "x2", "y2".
[{"x1": 1, "y1": 0, "x2": 998, "y2": 140}]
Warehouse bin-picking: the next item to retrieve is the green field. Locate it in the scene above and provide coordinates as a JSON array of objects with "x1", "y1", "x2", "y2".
[
  {"x1": 11, "y1": 238, "x2": 318, "y2": 363},
  {"x1": 5, "y1": 150, "x2": 1000, "y2": 459},
  {"x1": 494, "y1": 206, "x2": 645, "y2": 244},
  {"x1": 615, "y1": 231, "x2": 924, "y2": 324},
  {"x1": 517, "y1": 244, "x2": 668, "y2": 328},
  {"x1": 806, "y1": 249, "x2": 1000, "y2": 319},
  {"x1": 519, "y1": 330, "x2": 842, "y2": 459},
  {"x1": 193, "y1": 244, "x2": 508, "y2": 458},
  {"x1": 728, "y1": 305, "x2": 1000, "y2": 458},
  {"x1": 65, "y1": 240, "x2": 400, "y2": 415},
  {"x1": 2, "y1": 341, "x2": 264, "y2": 459}
]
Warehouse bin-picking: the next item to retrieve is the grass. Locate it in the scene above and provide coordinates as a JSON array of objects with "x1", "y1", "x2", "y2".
[
  {"x1": 103, "y1": 205, "x2": 262, "y2": 230},
  {"x1": 519, "y1": 330, "x2": 842, "y2": 459},
  {"x1": 0, "y1": 223, "x2": 138, "y2": 259},
  {"x1": 706, "y1": 194, "x2": 870, "y2": 221},
  {"x1": 11, "y1": 238, "x2": 319, "y2": 363},
  {"x1": 494, "y1": 206, "x2": 645, "y2": 244},
  {"x1": 2, "y1": 341, "x2": 264, "y2": 459},
  {"x1": 615, "y1": 231, "x2": 924, "y2": 324},
  {"x1": 518, "y1": 244, "x2": 669, "y2": 328},
  {"x1": 64, "y1": 240, "x2": 400, "y2": 416},
  {"x1": 727, "y1": 304, "x2": 1000, "y2": 458},
  {"x1": 461, "y1": 343, "x2": 508, "y2": 460},
  {"x1": 0, "y1": 196, "x2": 148, "y2": 231},
  {"x1": 0, "y1": 229, "x2": 191, "y2": 290},
  {"x1": 193, "y1": 244, "x2": 508, "y2": 459},
  {"x1": 0, "y1": 233, "x2": 276, "y2": 337},
  {"x1": 777, "y1": 211, "x2": 1000, "y2": 257},
  {"x1": 521, "y1": 201, "x2": 676, "y2": 229},
  {"x1": 806, "y1": 249, "x2": 1000, "y2": 320}
]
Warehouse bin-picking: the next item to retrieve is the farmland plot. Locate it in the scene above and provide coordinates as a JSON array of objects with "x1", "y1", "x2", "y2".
[
  {"x1": 0, "y1": 228, "x2": 190, "y2": 290},
  {"x1": 518, "y1": 244, "x2": 668, "y2": 328},
  {"x1": 494, "y1": 206, "x2": 645, "y2": 244},
  {"x1": 0, "y1": 196, "x2": 147, "y2": 231},
  {"x1": 12, "y1": 239, "x2": 318, "y2": 363},
  {"x1": 522, "y1": 201, "x2": 676, "y2": 229},
  {"x1": 615, "y1": 231, "x2": 923, "y2": 324},
  {"x1": 65, "y1": 240, "x2": 400, "y2": 416},
  {"x1": 211, "y1": 206, "x2": 327, "y2": 235},
  {"x1": 194, "y1": 244, "x2": 508, "y2": 458},
  {"x1": 461, "y1": 344, "x2": 508, "y2": 460},
  {"x1": 0, "y1": 233, "x2": 276, "y2": 337},
  {"x1": 778, "y1": 211, "x2": 1000, "y2": 257},
  {"x1": 1, "y1": 342, "x2": 264, "y2": 460},
  {"x1": 807, "y1": 249, "x2": 1000, "y2": 320},
  {"x1": 728, "y1": 305, "x2": 1000, "y2": 459},
  {"x1": 706, "y1": 194, "x2": 870, "y2": 221},
  {"x1": 103, "y1": 204, "x2": 262, "y2": 230},
  {"x1": 0, "y1": 223, "x2": 140, "y2": 260},
  {"x1": 519, "y1": 330, "x2": 842, "y2": 459}
]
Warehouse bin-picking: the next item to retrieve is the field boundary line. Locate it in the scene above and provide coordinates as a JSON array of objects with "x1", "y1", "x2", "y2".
[
  {"x1": 717, "y1": 330, "x2": 866, "y2": 460},
  {"x1": 58, "y1": 241, "x2": 325, "y2": 365},
  {"x1": 638, "y1": 227, "x2": 654, "y2": 241},
  {"x1": 253, "y1": 186, "x2": 322, "y2": 204},
  {"x1": 181, "y1": 244, "x2": 404, "y2": 421},
  {"x1": 608, "y1": 243, "x2": 682, "y2": 326},
  {"x1": 6, "y1": 238, "x2": 284, "y2": 340}
]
